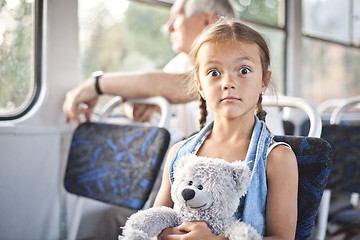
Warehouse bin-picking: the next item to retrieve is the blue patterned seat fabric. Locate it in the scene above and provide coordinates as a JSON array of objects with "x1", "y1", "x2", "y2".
[
  {"x1": 283, "y1": 120, "x2": 295, "y2": 135},
  {"x1": 320, "y1": 124, "x2": 360, "y2": 228},
  {"x1": 64, "y1": 122, "x2": 170, "y2": 210},
  {"x1": 274, "y1": 135, "x2": 332, "y2": 240}
]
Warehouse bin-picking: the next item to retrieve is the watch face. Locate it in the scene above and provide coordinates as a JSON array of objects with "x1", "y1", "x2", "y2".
[{"x1": 92, "y1": 70, "x2": 103, "y2": 77}]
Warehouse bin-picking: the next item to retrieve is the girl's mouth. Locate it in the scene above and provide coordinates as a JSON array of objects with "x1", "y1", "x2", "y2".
[{"x1": 221, "y1": 96, "x2": 241, "y2": 102}]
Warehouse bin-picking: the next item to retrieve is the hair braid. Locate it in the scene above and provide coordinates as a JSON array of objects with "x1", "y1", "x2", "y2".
[
  {"x1": 198, "y1": 95, "x2": 208, "y2": 129},
  {"x1": 256, "y1": 94, "x2": 267, "y2": 122}
]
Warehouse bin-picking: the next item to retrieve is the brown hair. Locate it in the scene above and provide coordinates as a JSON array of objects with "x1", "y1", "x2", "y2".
[{"x1": 189, "y1": 19, "x2": 272, "y2": 129}]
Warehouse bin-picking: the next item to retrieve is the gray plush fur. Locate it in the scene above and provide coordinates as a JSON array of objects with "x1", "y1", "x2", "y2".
[{"x1": 119, "y1": 154, "x2": 262, "y2": 240}]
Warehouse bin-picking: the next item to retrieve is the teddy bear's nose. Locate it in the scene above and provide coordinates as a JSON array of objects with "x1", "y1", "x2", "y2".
[{"x1": 181, "y1": 188, "x2": 195, "y2": 201}]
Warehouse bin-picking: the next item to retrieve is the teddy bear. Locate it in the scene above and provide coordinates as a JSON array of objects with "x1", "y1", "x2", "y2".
[{"x1": 119, "y1": 154, "x2": 262, "y2": 240}]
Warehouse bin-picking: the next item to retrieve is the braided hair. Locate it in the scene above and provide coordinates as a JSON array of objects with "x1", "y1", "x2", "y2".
[
  {"x1": 256, "y1": 93, "x2": 267, "y2": 122},
  {"x1": 198, "y1": 94, "x2": 208, "y2": 129}
]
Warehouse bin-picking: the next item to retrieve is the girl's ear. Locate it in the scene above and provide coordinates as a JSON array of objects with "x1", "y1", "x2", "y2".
[
  {"x1": 196, "y1": 77, "x2": 202, "y2": 91},
  {"x1": 196, "y1": 79, "x2": 205, "y2": 100},
  {"x1": 261, "y1": 71, "x2": 271, "y2": 93}
]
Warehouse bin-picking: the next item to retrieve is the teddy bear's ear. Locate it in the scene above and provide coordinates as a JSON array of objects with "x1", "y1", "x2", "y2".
[
  {"x1": 231, "y1": 161, "x2": 251, "y2": 196},
  {"x1": 173, "y1": 154, "x2": 194, "y2": 179},
  {"x1": 176, "y1": 154, "x2": 194, "y2": 169}
]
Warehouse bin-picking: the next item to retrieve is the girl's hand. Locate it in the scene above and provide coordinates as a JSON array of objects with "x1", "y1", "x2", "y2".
[
  {"x1": 157, "y1": 225, "x2": 186, "y2": 239},
  {"x1": 157, "y1": 221, "x2": 228, "y2": 240}
]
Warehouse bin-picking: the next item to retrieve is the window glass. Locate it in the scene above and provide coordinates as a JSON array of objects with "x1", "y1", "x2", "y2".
[
  {"x1": 79, "y1": 0, "x2": 174, "y2": 79},
  {"x1": 303, "y1": 0, "x2": 353, "y2": 45},
  {"x1": 233, "y1": 0, "x2": 285, "y2": 28},
  {"x1": 0, "y1": 0, "x2": 36, "y2": 117},
  {"x1": 250, "y1": 24, "x2": 285, "y2": 94},
  {"x1": 79, "y1": 0, "x2": 174, "y2": 113},
  {"x1": 302, "y1": 38, "x2": 360, "y2": 106}
]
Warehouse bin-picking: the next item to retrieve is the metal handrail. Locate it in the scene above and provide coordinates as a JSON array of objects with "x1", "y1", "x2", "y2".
[
  {"x1": 99, "y1": 96, "x2": 170, "y2": 128},
  {"x1": 262, "y1": 95, "x2": 322, "y2": 137},
  {"x1": 330, "y1": 96, "x2": 360, "y2": 124}
]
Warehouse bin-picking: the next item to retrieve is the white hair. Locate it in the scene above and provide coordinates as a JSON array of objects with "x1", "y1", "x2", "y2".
[{"x1": 184, "y1": 0, "x2": 237, "y2": 19}]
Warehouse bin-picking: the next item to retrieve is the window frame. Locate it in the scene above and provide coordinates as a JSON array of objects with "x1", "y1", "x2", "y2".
[
  {"x1": 301, "y1": 0, "x2": 360, "y2": 49},
  {"x1": 0, "y1": 0, "x2": 44, "y2": 121}
]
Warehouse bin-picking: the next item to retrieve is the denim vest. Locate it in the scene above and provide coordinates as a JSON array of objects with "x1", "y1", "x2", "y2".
[{"x1": 169, "y1": 116, "x2": 273, "y2": 236}]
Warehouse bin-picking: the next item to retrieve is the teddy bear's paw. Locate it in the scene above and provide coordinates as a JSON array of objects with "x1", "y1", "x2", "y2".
[{"x1": 224, "y1": 222, "x2": 262, "y2": 240}]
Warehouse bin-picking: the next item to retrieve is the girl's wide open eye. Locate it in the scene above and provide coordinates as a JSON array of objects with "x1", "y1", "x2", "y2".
[
  {"x1": 239, "y1": 67, "x2": 251, "y2": 75},
  {"x1": 208, "y1": 69, "x2": 221, "y2": 77}
]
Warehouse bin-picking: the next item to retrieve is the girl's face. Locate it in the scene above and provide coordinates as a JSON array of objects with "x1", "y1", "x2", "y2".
[{"x1": 196, "y1": 40, "x2": 269, "y2": 120}]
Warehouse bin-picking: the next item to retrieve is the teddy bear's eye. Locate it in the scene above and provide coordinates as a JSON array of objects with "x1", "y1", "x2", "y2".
[
  {"x1": 197, "y1": 185, "x2": 203, "y2": 190},
  {"x1": 188, "y1": 181, "x2": 193, "y2": 186}
]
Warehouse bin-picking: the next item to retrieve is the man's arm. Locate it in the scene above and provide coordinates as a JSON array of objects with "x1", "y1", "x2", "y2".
[
  {"x1": 101, "y1": 71, "x2": 195, "y2": 103},
  {"x1": 63, "y1": 71, "x2": 197, "y2": 123}
]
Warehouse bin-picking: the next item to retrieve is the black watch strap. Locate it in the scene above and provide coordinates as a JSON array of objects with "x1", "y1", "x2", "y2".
[{"x1": 93, "y1": 71, "x2": 104, "y2": 95}]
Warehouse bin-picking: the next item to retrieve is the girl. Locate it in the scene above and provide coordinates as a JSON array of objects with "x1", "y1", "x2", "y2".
[{"x1": 153, "y1": 19, "x2": 298, "y2": 239}]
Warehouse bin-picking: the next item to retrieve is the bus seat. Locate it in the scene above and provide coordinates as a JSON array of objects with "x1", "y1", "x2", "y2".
[
  {"x1": 315, "y1": 96, "x2": 360, "y2": 240},
  {"x1": 273, "y1": 135, "x2": 332, "y2": 239},
  {"x1": 64, "y1": 97, "x2": 171, "y2": 240},
  {"x1": 205, "y1": 95, "x2": 330, "y2": 238}
]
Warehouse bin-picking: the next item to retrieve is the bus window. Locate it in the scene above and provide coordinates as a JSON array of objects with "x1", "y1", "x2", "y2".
[
  {"x1": 78, "y1": 0, "x2": 175, "y2": 112},
  {"x1": 251, "y1": 25, "x2": 286, "y2": 94},
  {"x1": 302, "y1": 0, "x2": 360, "y2": 105},
  {"x1": 233, "y1": 0, "x2": 285, "y2": 28},
  {"x1": 302, "y1": 39, "x2": 360, "y2": 105},
  {"x1": 0, "y1": 0, "x2": 42, "y2": 120},
  {"x1": 303, "y1": 0, "x2": 358, "y2": 46}
]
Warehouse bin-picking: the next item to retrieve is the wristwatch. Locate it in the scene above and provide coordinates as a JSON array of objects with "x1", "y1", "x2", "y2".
[{"x1": 92, "y1": 70, "x2": 104, "y2": 95}]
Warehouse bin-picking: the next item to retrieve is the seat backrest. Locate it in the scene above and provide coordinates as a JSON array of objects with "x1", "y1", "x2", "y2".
[
  {"x1": 323, "y1": 96, "x2": 360, "y2": 193},
  {"x1": 64, "y1": 122, "x2": 171, "y2": 209},
  {"x1": 321, "y1": 124, "x2": 360, "y2": 193},
  {"x1": 273, "y1": 135, "x2": 332, "y2": 240},
  {"x1": 64, "y1": 97, "x2": 172, "y2": 210}
]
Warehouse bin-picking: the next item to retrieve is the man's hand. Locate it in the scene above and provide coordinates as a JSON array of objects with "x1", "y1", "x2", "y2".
[{"x1": 63, "y1": 79, "x2": 99, "y2": 124}]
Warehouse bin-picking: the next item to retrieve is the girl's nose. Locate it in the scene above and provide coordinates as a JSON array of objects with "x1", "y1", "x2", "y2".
[{"x1": 222, "y1": 76, "x2": 236, "y2": 90}]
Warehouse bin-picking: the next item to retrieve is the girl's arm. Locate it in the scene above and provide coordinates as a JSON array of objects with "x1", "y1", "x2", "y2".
[
  {"x1": 264, "y1": 145, "x2": 298, "y2": 240},
  {"x1": 153, "y1": 141, "x2": 184, "y2": 207}
]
